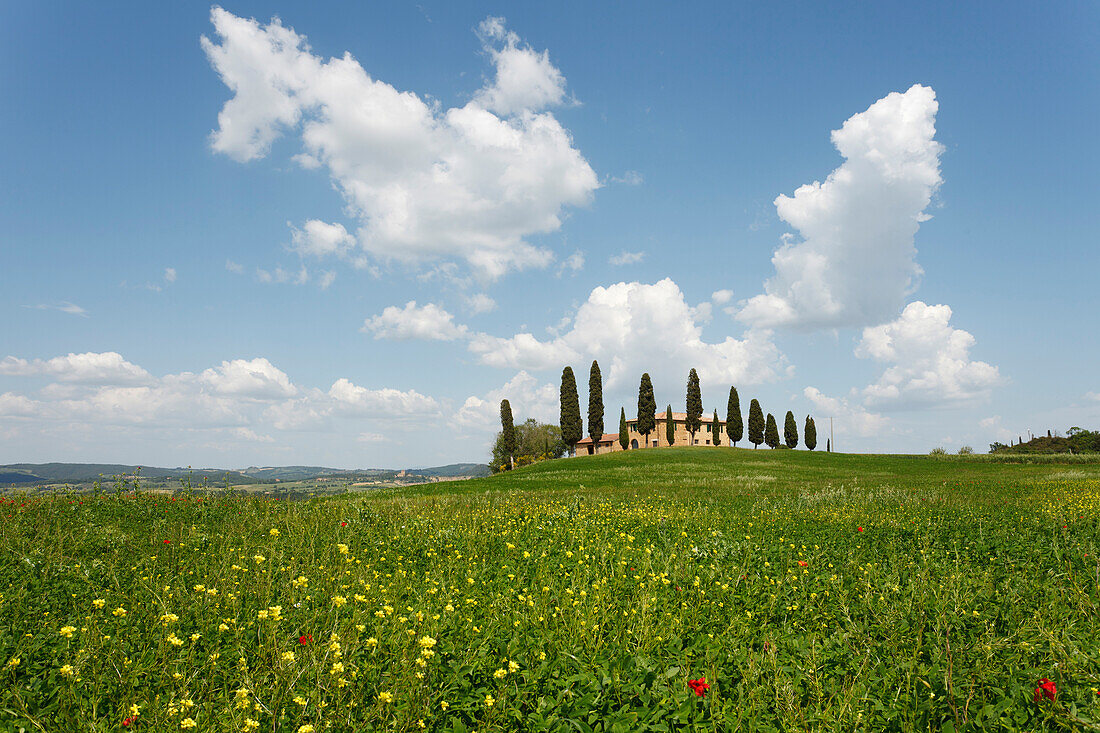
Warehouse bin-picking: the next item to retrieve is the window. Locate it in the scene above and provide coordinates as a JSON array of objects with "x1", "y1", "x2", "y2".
[
  {"x1": 705, "y1": 440, "x2": 710, "y2": 445},
  {"x1": 652, "y1": 440, "x2": 658, "y2": 446}
]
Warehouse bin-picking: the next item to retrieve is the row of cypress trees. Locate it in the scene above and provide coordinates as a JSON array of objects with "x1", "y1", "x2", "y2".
[{"x1": 557, "y1": 361, "x2": 820, "y2": 454}]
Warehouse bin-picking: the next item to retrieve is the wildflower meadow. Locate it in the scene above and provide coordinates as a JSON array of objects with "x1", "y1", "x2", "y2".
[{"x1": 3, "y1": 448, "x2": 1100, "y2": 731}]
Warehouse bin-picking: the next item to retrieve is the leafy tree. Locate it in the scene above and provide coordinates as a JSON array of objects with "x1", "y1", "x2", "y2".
[
  {"x1": 804, "y1": 416, "x2": 817, "y2": 450},
  {"x1": 784, "y1": 411, "x2": 798, "y2": 449},
  {"x1": 726, "y1": 387, "x2": 743, "y2": 447},
  {"x1": 711, "y1": 409, "x2": 721, "y2": 446},
  {"x1": 490, "y1": 419, "x2": 566, "y2": 472},
  {"x1": 588, "y1": 360, "x2": 604, "y2": 442},
  {"x1": 618, "y1": 407, "x2": 629, "y2": 450},
  {"x1": 665, "y1": 405, "x2": 675, "y2": 445},
  {"x1": 636, "y1": 373, "x2": 656, "y2": 445},
  {"x1": 765, "y1": 413, "x2": 780, "y2": 449},
  {"x1": 500, "y1": 399, "x2": 515, "y2": 469},
  {"x1": 958, "y1": 445, "x2": 974, "y2": 455},
  {"x1": 747, "y1": 399, "x2": 765, "y2": 448},
  {"x1": 559, "y1": 366, "x2": 582, "y2": 456},
  {"x1": 685, "y1": 368, "x2": 703, "y2": 443}
]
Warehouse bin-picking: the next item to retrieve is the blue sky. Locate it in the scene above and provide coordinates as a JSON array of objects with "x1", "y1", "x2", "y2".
[{"x1": 1, "y1": 1, "x2": 1097, "y2": 468}]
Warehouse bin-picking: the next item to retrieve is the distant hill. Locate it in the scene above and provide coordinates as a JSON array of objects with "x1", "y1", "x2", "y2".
[
  {"x1": 0, "y1": 461, "x2": 490, "y2": 486},
  {"x1": 405, "y1": 463, "x2": 490, "y2": 478},
  {"x1": 0, "y1": 463, "x2": 260, "y2": 486}
]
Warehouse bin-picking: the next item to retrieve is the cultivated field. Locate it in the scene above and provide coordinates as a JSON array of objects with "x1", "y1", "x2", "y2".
[{"x1": 3, "y1": 449, "x2": 1100, "y2": 731}]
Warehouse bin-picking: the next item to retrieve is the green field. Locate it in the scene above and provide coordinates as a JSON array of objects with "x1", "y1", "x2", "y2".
[{"x1": 4, "y1": 448, "x2": 1100, "y2": 731}]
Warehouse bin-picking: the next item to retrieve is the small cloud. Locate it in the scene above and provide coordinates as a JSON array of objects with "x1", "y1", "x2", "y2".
[
  {"x1": 1086, "y1": 392, "x2": 1100, "y2": 402},
  {"x1": 979, "y1": 416, "x2": 1000, "y2": 429},
  {"x1": 557, "y1": 250, "x2": 585, "y2": 276},
  {"x1": 257, "y1": 266, "x2": 309, "y2": 285},
  {"x1": 711, "y1": 289, "x2": 734, "y2": 305},
  {"x1": 226, "y1": 260, "x2": 244, "y2": 274},
  {"x1": 609, "y1": 250, "x2": 645, "y2": 266},
  {"x1": 357, "y1": 432, "x2": 385, "y2": 443},
  {"x1": 22, "y1": 302, "x2": 88, "y2": 317},
  {"x1": 318, "y1": 271, "x2": 337, "y2": 290},
  {"x1": 611, "y1": 170, "x2": 644, "y2": 186},
  {"x1": 465, "y1": 293, "x2": 497, "y2": 314},
  {"x1": 164, "y1": 267, "x2": 177, "y2": 283}
]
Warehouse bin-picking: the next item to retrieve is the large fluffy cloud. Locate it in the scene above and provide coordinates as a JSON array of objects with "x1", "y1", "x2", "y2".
[
  {"x1": 855, "y1": 301, "x2": 1002, "y2": 408},
  {"x1": 362, "y1": 301, "x2": 469, "y2": 341},
  {"x1": 467, "y1": 278, "x2": 789, "y2": 389},
  {"x1": 202, "y1": 8, "x2": 598, "y2": 279},
  {"x1": 739, "y1": 85, "x2": 943, "y2": 329},
  {"x1": 200, "y1": 358, "x2": 298, "y2": 399}
]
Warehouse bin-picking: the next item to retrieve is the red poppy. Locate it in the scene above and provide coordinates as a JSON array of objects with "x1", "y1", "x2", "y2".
[
  {"x1": 797, "y1": 560, "x2": 808, "y2": 567},
  {"x1": 299, "y1": 634, "x2": 313, "y2": 645},
  {"x1": 1034, "y1": 678, "x2": 1056, "y2": 703},
  {"x1": 857, "y1": 527, "x2": 863, "y2": 532},
  {"x1": 687, "y1": 678, "x2": 709, "y2": 697},
  {"x1": 122, "y1": 716, "x2": 136, "y2": 727},
  {"x1": 341, "y1": 522, "x2": 347, "y2": 527},
  {"x1": 163, "y1": 540, "x2": 171, "y2": 544}
]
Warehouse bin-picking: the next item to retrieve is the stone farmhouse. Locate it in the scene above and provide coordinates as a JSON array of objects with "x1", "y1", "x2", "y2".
[{"x1": 576, "y1": 412, "x2": 730, "y2": 455}]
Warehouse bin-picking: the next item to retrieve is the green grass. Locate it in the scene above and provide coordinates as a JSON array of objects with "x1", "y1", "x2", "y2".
[{"x1": 3, "y1": 447, "x2": 1100, "y2": 731}]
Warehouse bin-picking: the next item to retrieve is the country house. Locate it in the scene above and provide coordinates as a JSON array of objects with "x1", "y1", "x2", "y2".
[{"x1": 576, "y1": 412, "x2": 729, "y2": 455}]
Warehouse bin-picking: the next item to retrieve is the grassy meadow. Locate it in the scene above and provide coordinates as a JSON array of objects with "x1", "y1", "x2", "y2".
[{"x1": 3, "y1": 448, "x2": 1100, "y2": 731}]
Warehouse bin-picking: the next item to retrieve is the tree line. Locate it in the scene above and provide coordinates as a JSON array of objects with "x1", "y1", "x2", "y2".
[{"x1": 554, "y1": 361, "x2": 823, "y2": 455}]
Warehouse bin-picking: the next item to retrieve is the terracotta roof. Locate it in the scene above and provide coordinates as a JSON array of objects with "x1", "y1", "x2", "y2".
[{"x1": 575, "y1": 433, "x2": 619, "y2": 445}]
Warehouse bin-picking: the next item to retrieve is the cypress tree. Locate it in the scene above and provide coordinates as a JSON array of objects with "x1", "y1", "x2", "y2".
[
  {"x1": 805, "y1": 416, "x2": 817, "y2": 450},
  {"x1": 747, "y1": 399, "x2": 765, "y2": 448},
  {"x1": 784, "y1": 410, "x2": 798, "y2": 449},
  {"x1": 685, "y1": 368, "x2": 703, "y2": 443},
  {"x1": 500, "y1": 399, "x2": 515, "y2": 469},
  {"x1": 665, "y1": 405, "x2": 675, "y2": 445},
  {"x1": 726, "y1": 386, "x2": 743, "y2": 447},
  {"x1": 711, "y1": 409, "x2": 721, "y2": 446},
  {"x1": 618, "y1": 407, "x2": 629, "y2": 450},
  {"x1": 637, "y1": 373, "x2": 656, "y2": 445},
  {"x1": 559, "y1": 366, "x2": 582, "y2": 456},
  {"x1": 765, "y1": 413, "x2": 780, "y2": 449},
  {"x1": 827, "y1": 438, "x2": 831, "y2": 453},
  {"x1": 588, "y1": 360, "x2": 604, "y2": 443}
]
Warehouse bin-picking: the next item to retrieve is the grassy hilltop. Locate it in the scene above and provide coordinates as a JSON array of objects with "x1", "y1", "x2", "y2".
[{"x1": 3, "y1": 448, "x2": 1100, "y2": 731}]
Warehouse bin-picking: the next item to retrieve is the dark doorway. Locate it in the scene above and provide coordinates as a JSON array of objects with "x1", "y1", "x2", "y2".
[{"x1": 630, "y1": 439, "x2": 638, "y2": 449}]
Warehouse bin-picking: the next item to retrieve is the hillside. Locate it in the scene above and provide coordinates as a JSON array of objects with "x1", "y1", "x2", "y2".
[{"x1": 5, "y1": 447, "x2": 1100, "y2": 731}]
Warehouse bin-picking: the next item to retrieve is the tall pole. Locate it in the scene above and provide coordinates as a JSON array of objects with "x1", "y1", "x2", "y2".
[{"x1": 830, "y1": 417, "x2": 834, "y2": 453}]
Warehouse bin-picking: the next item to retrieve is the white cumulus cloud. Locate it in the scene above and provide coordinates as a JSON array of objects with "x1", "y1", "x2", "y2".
[
  {"x1": 467, "y1": 278, "x2": 789, "y2": 390},
  {"x1": 0, "y1": 352, "x2": 153, "y2": 385},
  {"x1": 200, "y1": 357, "x2": 298, "y2": 399},
  {"x1": 739, "y1": 84, "x2": 943, "y2": 329},
  {"x1": 856, "y1": 301, "x2": 1003, "y2": 409},
  {"x1": 362, "y1": 301, "x2": 469, "y2": 341},
  {"x1": 455, "y1": 371, "x2": 558, "y2": 430},
  {"x1": 202, "y1": 8, "x2": 598, "y2": 279}
]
